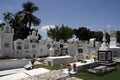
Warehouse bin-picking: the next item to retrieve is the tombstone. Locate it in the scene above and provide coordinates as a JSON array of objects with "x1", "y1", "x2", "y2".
[
  {"x1": 74, "y1": 47, "x2": 84, "y2": 61},
  {"x1": 98, "y1": 51, "x2": 112, "y2": 61},
  {"x1": 89, "y1": 38, "x2": 96, "y2": 47},
  {"x1": 49, "y1": 43, "x2": 55, "y2": 56},
  {"x1": 98, "y1": 31, "x2": 112, "y2": 62}
]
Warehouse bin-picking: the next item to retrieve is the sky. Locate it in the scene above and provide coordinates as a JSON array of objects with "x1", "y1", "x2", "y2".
[{"x1": 0, "y1": 0, "x2": 120, "y2": 38}]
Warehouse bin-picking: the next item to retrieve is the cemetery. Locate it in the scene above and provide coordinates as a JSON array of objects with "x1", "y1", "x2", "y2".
[
  {"x1": 0, "y1": 20, "x2": 120, "y2": 80},
  {"x1": 0, "y1": 0, "x2": 120, "y2": 80}
]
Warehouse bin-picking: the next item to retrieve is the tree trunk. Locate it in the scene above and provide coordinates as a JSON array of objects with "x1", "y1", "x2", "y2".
[{"x1": 29, "y1": 15, "x2": 32, "y2": 29}]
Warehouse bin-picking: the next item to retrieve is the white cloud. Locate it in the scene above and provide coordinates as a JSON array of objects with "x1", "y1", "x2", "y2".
[
  {"x1": 106, "y1": 24, "x2": 112, "y2": 28},
  {"x1": 37, "y1": 25, "x2": 55, "y2": 39},
  {"x1": 41, "y1": 25, "x2": 55, "y2": 32},
  {"x1": 0, "y1": 20, "x2": 3, "y2": 24}
]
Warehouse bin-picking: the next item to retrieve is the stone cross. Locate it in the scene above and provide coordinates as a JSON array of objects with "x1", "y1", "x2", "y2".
[
  {"x1": 5, "y1": 19, "x2": 10, "y2": 26},
  {"x1": 102, "y1": 30, "x2": 106, "y2": 42}
]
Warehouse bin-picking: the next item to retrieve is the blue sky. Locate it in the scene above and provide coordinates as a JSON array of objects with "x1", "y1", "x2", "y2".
[{"x1": 0, "y1": 0, "x2": 120, "y2": 38}]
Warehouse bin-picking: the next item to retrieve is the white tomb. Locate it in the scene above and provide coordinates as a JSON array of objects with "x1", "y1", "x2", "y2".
[
  {"x1": 98, "y1": 31, "x2": 112, "y2": 61},
  {"x1": 45, "y1": 55, "x2": 73, "y2": 66},
  {"x1": 49, "y1": 44, "x2": 55, "y2": 56},
  {"x1": 99, "y1": 31, "x2": 109, "y2": 51},
  {"x1": 14, "y1": 28, "x2": 49, "y2": 58},
  {"x1": 74, "y1": 47, "x2": 84, "y2": 61},
  {"x1": 109, "y1": 31, "x2": 120, "y2": 58},
  {"x1": 0, "y1": 20, "x2": 14, "y2": 57}
]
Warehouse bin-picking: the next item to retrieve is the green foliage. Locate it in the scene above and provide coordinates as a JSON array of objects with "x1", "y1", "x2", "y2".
[
  {"x1": 47, "y1": 24, "x2": 73, "y2": 42},
  {"x1": 74, "y1": 27, "x2": 91, "y2": 41},
  {"x1": 19, "y1": 1, "x2": 41, "y2": 28},
  {"x1": 94, "y1": 31, "x2": 103, "y2": 42},
  {"x1": 71, "y1": 64, "x2": 120, "y2": 80},
  {"x1": 34, "y1": 63, "x2": 120, "y2": 80},
  {"x1": 0, "y1": 23, "x2": 5, "y2": 27},
  {"x1": 47, "y1": 26, "x2": 111, "y2": 42},
  {"x1": 2, "y1": 1, "x2": 41, "y2": 41},
  {"x1": 74, "y1": 27, "x2": 111, "y2": 42},
  {"x1": 117, "y1": 31, "x2": 120, "y2": 43},
  {"x1": 14, "y1": 26, "x2": 30, "y2": 40},
  {"x1": 106, "y1": 32, "x2": 110, "y2": 43},
  {"x1": 34, "y1": 63, "x2": 67, "y2": 70},
  {"x1": 3, "y1": 12, "x2": 14, "y2": 23}
]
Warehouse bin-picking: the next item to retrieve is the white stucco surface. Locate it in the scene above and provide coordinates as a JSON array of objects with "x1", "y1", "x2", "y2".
[
  {"x1": 0, "y1": 59, "x2": 29, "y2": 70},
  {"x1": 0, "y1": 68, "x2": 50, "y2": 80},
  {"x1": 70, "y1": 59, "x2": 94, "y2": 67},
  {"x1": 0, "y1": 68, "x2": 26, "y2": 76},
  {"x1": 45, "y1": 55, "x2": 73, "y2": 66}
]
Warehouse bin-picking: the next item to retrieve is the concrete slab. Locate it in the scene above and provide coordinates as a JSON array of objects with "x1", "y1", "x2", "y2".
[
  {"x1": 0, "y1": 68, "x2": 26, "y2": 76},
  {"x1": 61, "y1": 69, "x2": 76, "y2": 74},
  {"x1": 0, "y1": 72, "x2": 29, "y2": 80},
  {"x1": 0, "y1": 68, "x2": 50, "y2": 80},
  {"x1": 23, "y1": 68, "x2": 50, "y2": 76}
]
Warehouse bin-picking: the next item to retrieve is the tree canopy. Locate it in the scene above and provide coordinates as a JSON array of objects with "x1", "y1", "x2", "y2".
[
  {"x1": 117, "y1": 31, "x2": 120, "y2": 43},
  {"x1": 47, "y1": 24, "x2": 73, "y2": 42},
  {"x1": 19, "y1": 1, "x2": 41, "y2": 28},
  {"x1": 74, "y1": 27, "x2": 91, "y2": 41},
  {"x1": 74, "y1": 27, "x2": 110, "y2": 42},
  {"x1": 1, "y1": 1, "x2": 41, "y2": 40}
]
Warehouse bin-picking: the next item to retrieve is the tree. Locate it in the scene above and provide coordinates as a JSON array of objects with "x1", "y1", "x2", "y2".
[
  {"x1": 47, "y1": 25, "x2": 60, "y2": 41},
  {"x1": 3, "y1": 12, "x2": 13, "y2": 22},
  {"x1": 3, "y1": 12, "x2": 14, "y2": 26},
  {"x1": 94, "y1": 31, "x2": 103, "y2": 42},
  {"x1": 2, "y1": 1, "x2": 41, "y2": 40},
  {"x1": 19, "y1": 1, "x2": 40, "y2": 28},
  {"x1": 0, "y1": 23, "x2": 5, "y2": 27},
  {"x1": 2, "y1": 11, "x2": 31, "y2": 40},
  {"x1": 117, "y1": 31, "x2": 120, "y2": 43},
  {"x1": 74, "y1": 27, "x2": 91, "y2": 41},
  {"x1": 106, "y1": 32, "x2": 110, "y2": 43},
  {"x1": 94, "y1": 31, "x2": 110, "y2": 43},
  {"x1": 74, "y1": 27, "x2": 106, "y2": 42},
  {"x1": 47, "y1": 24, "x2": 73, "y2": 42}
]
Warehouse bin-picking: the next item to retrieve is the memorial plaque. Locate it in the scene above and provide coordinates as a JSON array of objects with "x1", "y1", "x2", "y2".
[
  {"x1": 98, "y1": 51, "x2": 106, "y2": 61},
  {"x1": 107, "y1": 51, "x2": 112, "y2": 61},
  {"x1": 98, "y1": 51, "x2": 112, "y2": 61}
]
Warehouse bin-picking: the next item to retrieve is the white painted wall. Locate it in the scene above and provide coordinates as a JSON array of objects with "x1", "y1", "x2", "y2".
[{"x1": 0, "y1": 59, "x2": 29, "y2": 70}]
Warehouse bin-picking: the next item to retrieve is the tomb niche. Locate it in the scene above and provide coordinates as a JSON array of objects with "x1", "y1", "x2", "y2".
[{"x1": 74, "y1": 47, "x2": 84, "y2": 62}]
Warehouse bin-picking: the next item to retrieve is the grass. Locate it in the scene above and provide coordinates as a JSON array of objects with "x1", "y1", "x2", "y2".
[
  {"x1": 71, "y1": 64, "x2": 120, "y2": 80},
  {"x1": 34, "y1": 62, "x2": 67, "y2": 70},
  {"x1": 34, "y1": 61, "x2": 120, "y2": 80}
]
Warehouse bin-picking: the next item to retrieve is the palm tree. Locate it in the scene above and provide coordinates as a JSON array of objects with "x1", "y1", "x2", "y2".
[{"x1": 19, "y1": 1, "x2": 40, "y2": 28}]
